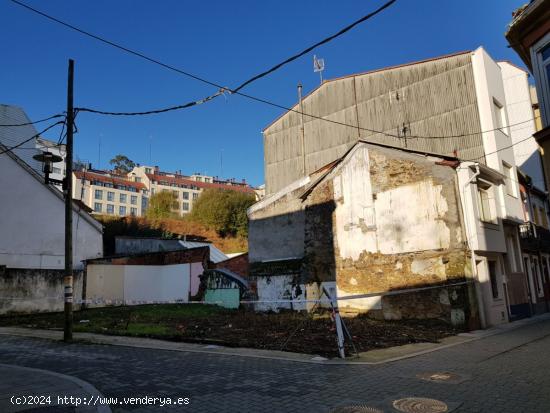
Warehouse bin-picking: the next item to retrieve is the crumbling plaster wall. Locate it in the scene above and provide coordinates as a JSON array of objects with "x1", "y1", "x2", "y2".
[{"x1": 325, "y1": 145, "x2": 474, "y2": 323}]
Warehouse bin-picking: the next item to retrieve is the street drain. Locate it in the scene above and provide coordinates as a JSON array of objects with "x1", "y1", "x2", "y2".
[
  {"x1": 329, "y1": 406, "x2": 384, "y2": 413},
  {"x1": 392, "y1": 397, "x2": 448, "y2": 413}
]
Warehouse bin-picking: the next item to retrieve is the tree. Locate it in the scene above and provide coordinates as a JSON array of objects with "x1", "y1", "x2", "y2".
[
  {"x1": 189, "y1": 189, "x2": 256, "y2": 237},
  {"x1": 109, "y1": 154, "x2": 135, "y2": 174},
  {"x1": 146, "y1": 191, "x2": 179, "y2": 219}
]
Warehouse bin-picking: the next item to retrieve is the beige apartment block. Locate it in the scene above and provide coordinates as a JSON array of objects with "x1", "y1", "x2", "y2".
[
  {"x1": 73, "y1": 170, "x2": 147, "y2": 217},
  {"x1": 129, "y1": 165, "x2": 256, "y2": 216}
]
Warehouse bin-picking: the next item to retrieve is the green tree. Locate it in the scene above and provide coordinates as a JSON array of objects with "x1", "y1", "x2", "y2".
[
  {"x1": 190, "y1": 189, "x2": 256, "y2": 237},
  {"x1": 109, "y1": 154, "x2": 135, "y2": 174},
  {"x1": 146, "y1": 191, "x2": 179, "y2": 219}
]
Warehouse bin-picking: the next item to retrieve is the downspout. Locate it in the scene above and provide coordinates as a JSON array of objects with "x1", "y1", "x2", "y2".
[
  {"x1": 462, "y1": 163, "x2": 487, "y2": 328},
  {"x1": 298, "y1": 84, "x2": 306, "y2": 176}
]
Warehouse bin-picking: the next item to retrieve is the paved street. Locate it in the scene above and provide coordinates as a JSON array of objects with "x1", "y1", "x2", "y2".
[{"x1": 0, "y1": 318, "x2": 550, "y2": 413}]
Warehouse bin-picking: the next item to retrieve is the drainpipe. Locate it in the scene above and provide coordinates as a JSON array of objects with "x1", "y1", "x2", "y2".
[
  {"x1": 298, "y1": 84, "x2": 306, "y2": 176},
  {"x1": 462, "y1": 163, "x2": 487, "y2": 329}
]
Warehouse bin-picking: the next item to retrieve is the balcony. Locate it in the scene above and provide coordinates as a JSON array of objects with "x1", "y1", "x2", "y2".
[{"x1": 519, "y1": 221, "x2": 550, "y2": 251}]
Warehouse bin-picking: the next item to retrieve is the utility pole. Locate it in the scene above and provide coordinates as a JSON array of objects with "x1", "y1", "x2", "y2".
[{"x1": 64, "y1": 59, "x2": 74, "y2": 342}]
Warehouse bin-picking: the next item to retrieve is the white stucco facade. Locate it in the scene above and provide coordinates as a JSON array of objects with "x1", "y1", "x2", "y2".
[{"x1": 0, "y1": 150, "x2": 103, "y2": 269}]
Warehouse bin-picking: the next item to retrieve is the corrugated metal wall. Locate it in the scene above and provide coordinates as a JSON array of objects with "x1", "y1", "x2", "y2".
[{"x1": 264, "y1": 53, "x2": 485, "y2": 194}]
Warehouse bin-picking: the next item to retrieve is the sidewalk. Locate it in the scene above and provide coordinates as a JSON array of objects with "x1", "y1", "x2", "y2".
[{"x1": 0, "y1": 363, "x2": 111, "y2": 413}]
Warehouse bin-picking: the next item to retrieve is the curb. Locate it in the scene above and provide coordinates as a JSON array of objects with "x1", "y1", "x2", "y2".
[
  {"x1": 1, "y1": 313, "x2": 549, "y2": 366},
  {"x1": 0, "y1": 363, "x2": 112, "y2": 413}
]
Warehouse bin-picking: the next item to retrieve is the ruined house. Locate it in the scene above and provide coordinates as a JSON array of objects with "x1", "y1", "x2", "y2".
[{"x1": 249, "y1": 141, "x2": 522, "y2": 328}]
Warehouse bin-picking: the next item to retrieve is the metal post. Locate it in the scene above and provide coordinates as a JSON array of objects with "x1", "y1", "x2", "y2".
[
  {"x1": 298, "y1": 83, "x2": 306, "y2": 176},
  {"x1": 323, "y1": 287, "x2": 345, "y2": 359},
  {"x1": 64, "y1": 59, "x2": 74, "y2": 342}
]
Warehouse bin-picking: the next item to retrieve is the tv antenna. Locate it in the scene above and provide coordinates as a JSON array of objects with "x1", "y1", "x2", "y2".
[{"x1": 313, "y1": 55, "x2": 325, "y2": 84}]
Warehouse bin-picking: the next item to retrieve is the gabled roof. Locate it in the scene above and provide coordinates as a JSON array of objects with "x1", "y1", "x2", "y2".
[
  {"x1": 250, "y1": 139, "x2": 460, "y2": 212},
  {"x1": 0, "y1": 104, "x2": 43, "y2": 173},
  {"x1": 262, "y1": 50, "x2": 472, "y2": 132}
]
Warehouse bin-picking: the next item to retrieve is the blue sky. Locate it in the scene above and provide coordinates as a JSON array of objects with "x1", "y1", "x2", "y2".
[{"x1": 0, "y1": 0, "x2": 527, "y2": 187}]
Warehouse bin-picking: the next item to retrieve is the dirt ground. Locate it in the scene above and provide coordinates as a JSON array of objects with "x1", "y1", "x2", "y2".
[{"x1": 0, "y1": 304, "x2": 463, "y2": 358}]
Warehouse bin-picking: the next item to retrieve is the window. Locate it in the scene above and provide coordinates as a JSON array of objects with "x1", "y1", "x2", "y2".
[
  {"x1": 106, "y1": 204, "x2": 114, "y2": 214},
  {"x1": 94, "y1": 202, "x2": 102, "y2": 213},
  {"x1": 94, "y1": 189, "x2": 103, "y2": 200},
  {"x1": 130, "y1": 195, "x2": 137, "y2": 205},
  {"x1": 532, "y1": 33, "x2": 550, "y2": 124},
  {"x1": 493, "y1": 98, "x2": 508, "y2": 135},
  {"x1": 145, "y1": 168, "x2": 152, "y2": 174},
  {"x1": 488, "y1": 261, "x2": 499, "y2": 300},
  {"x1": 477, "y1": 180, "x2": 497, "y2": 224},
  {"x1": 506, "y1": 234, "x2": 520, "y2": 272},
  {"x1": 204, "y1": 178, "x2": 211, "y2": 183},
  {"x1": 173, "y1": 190, "x2": 179, "y2": 197},
  {"x1": 182, "y1": 191, "x2": 189, "y2": 200},
  {"x1": 134, "y1": 176, "x2": 141, "y2": 183},
  {"x1": 119, "y1": 206, "x2": 126, "y2": 216},
  {"x1": 539, "y1": 206, "x2": 549, "y2": 229},
  {"x1": 532, "y1": 257, "x2": 544, "y2": 298},
  {"x1": 107, "y1": 191, "x2": 114, "y2": 202},
  {"x1": 182, "y1": 202, "x2": 189, "y2": 211},
  {"x1": 52, "y1": 167, "x2": 61, "y2": 174},
  {"x1": 502, "y1": 162, "x2": 517, "y2": 197},
  {"x1": 130, "y1": 207, "x2": 138, "y2": 216},
  {"x1": 192, "y1": 192, "x2": 199, "y2": 200},
  {"x1": 120, "y1": 193, "x2": 127, "y2": 203}
]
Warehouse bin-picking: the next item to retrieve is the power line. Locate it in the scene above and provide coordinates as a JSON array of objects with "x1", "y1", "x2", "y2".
[
  {"x1": 0, "y1": 121, "x2": 65, "y2": 155},
  {"x1": 9, "y1": 0, "x2": 397, "y2": 116},
  {"x1": 231, "y1": 0, "x2": 397, "y2": 93},
  {"x1": 0, "y1": 113, "x2": 64, "y2": 127},
  {"x1": 8, "y1": 0, "x2": 542, "y2": 143}
]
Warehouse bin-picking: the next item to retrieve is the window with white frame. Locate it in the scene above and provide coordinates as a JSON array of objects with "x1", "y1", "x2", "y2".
[
  {"x1": 94, "y1": 202, "x2": 102, "y2": 213},
  {"x1": 130, "y1": 195, "x2": 137, "y2": 205},
  {"x1": 107, "y1": 191, "x2": 114, "y2": 202},
  {"x1": 493, "y1": 98, "x2": 508, "y2": 135},
  {"x1": 119, "y1": 206, "x2": 126, "y2": 215},
  {"x1": 532, "y1": 32, "x2": 550, "y2": 125},
  {"x1": 94, "y1": 189, "x2": 103, "y2": 200},
  {"x1": 130, "y1": 207, "x2": 137, "y2": 216},
  {"x1": 120, "y1": 193, "x2": 127, "y2": 203},
  {"x1": 477, "y1": 179, "x2": 498, "y2": 224},
  {"x1": 106, "y1": 204, "x2": 114, "y2": 214},
  {"x1": 502, "y1": 162, "x2": 517, "y2": 197}
]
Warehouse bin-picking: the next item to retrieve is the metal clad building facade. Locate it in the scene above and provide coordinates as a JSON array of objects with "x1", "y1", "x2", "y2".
[{"x1": 263, "y1": 52, "x2": 485, "y2": 194}]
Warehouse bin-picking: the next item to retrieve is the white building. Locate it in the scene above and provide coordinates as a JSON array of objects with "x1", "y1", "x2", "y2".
[
  {"x1": 0, "y1": 132, "x2": 103, "y2": 313},
  {"x1": 35, "y1": 137, "x2": 66, "y2": 190}
]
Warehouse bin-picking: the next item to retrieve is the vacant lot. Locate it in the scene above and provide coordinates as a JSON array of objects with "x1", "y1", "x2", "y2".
[{"x1": 0, "y1": 304, "x2": 462, "y2": 357}]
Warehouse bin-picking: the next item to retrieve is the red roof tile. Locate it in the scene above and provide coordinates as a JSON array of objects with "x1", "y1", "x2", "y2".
[
  {"x1": 74, "y1": 171, "x2": 146, "y2": 191},
  {"x1": 146, "y1": 174, "x2": 255, "y2": 194}
]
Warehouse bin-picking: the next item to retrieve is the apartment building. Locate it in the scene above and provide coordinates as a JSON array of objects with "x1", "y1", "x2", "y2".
[
  {"x1": 128, "y1": 165, "x2": 256, "y2": 216},
  {"x1": 35, "y1": 137, "x2": 66, "y2": 190},
  {"x1": 252, "y1": 47, "x2": 550, "y2": 326},
  {"x1": 73, "y1": 169, "x2": 147, "y2": 217}
]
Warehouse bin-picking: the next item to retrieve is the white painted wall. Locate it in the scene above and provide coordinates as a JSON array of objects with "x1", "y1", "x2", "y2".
[
  {"x1": 333, "y1": 145, "x2": 452, "y2": 259},
  {"x1": 498, "y1": 62, "x2": 545, "y2": 191},
  {"x1": 86, "y1": 263, "x2": 190, "y2": 304},
  {"x1": 471, "y1": 48, "x2": 524, "y2": 223},
  {"x1": 0, "y1": 153, "x2": 103, "y2": 269}
]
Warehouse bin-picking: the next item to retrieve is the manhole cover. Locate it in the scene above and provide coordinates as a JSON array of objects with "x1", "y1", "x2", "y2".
[
  {"x1": 392, "y1": 397, "x2": 448, "y2": 413},
  {"x1": 416, "y1": 371, "x2": 465, "y2": 384},
  {"x1": 329, "y1": 406, "x2": 384, "y2": 413}
]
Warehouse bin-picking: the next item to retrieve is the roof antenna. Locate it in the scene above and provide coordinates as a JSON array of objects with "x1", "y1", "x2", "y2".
[{"x1": 313, "y1": 55, "x2": 325, "y2": 84}]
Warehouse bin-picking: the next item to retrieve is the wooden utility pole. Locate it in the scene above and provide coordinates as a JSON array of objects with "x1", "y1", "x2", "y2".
[{"x1": 64, "y1": 59, "x2": 74, "y2": 342}]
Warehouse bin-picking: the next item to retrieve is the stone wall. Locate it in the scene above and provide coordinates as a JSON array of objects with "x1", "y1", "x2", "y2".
[{"x1": 0, "y1": 267, "x2": 83, "y2": 314}]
